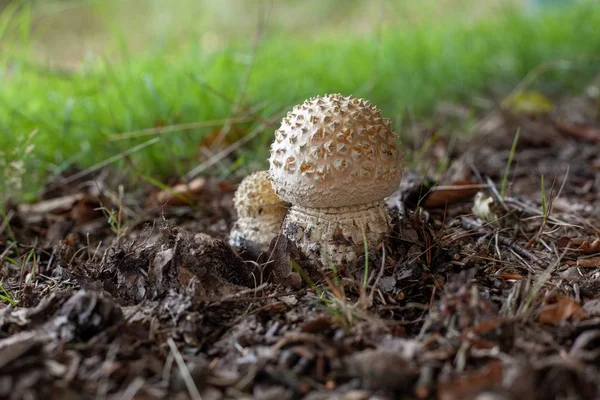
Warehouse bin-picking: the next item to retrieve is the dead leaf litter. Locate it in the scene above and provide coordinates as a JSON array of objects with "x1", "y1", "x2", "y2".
[{"x1": 1, "y1": 90, "x2": 600, "y2": 399}]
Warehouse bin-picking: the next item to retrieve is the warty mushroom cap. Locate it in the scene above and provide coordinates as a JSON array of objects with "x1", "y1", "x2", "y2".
[
  {"x1": 229, "y1": 171, "x2": 289, "y2": 255},
  {"x1": 269, "y1": 93, "x2": 403, "y2": 209},
  {"x1": 233, "y1": 171, "x2": 286, "y2": 219}
]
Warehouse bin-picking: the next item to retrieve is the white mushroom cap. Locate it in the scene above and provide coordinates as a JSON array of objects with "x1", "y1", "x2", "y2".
[
  {"x1": 269, "y1": 93, "x2": 403, "y2": 209},
  {"x1": 229, "y1": 171, "x2": 289, "y2": 254}
]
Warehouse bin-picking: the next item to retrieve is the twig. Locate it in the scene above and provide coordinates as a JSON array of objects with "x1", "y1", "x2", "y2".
[
  {"x1": 108, "y1": 116, "x2": 256, "y2": 141},
  {"x1": 167, "y1": 338, "x2": 203, "y2": 400},
  {"x1": 486, "y1": 176, "x2": 508, "y2": 211},
  {"x1": 97, "y1": 339, "x2": 121, "y2": 400},
  {"x1": 41, "y1": 137, "x2": 161, "y2": 195},
  {"x1": 183, "y1": 114, "x2": 281, "y2": 181},
  {"x1": 217, "y1": 282, "x2": 269, "y2": 301},
  {"x1": 505, "y1": 196, "x2": 579, "y2": 228},
  {"x1": 367, "y1": 244, "x2": 387, "y2": 307},
  {"x1": 121, "y1": 377, "x2": 145, "y2": 400},
  {"x1": 460, "y1": 217, "x2": 543, "y2": 264},
  {"x1": 415, "y1": 365, "x2": 436, "y2": 399},
  {"x1": 519, "y1": 245, "x2": 568, "y2": 315},
  {"x1": 430, "y1": 183, "x2": 491, "y2": 191}
]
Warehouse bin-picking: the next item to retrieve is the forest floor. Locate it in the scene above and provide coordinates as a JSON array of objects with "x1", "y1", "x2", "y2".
[{"x1": 1, "y1": 86, "x2": 600, "y2": 399}]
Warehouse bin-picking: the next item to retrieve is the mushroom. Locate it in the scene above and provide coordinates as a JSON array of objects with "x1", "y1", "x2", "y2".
[
  {"x1": 229, "y1": 171, "x2": 289, "y2": 256},
  {"x1": 268, "y1": 93, "x2": 404, "y2": 266}
]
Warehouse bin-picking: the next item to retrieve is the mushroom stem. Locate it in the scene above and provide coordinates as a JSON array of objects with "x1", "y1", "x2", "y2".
[{"x1": 283, "y1": 201, "x2": 390, "y2": 265}]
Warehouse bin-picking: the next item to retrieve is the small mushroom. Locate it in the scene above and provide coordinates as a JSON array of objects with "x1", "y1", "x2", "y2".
[
  {"x1": 268, "y1": 93, "x2": 404, "y2": 266},
  {"x1": 229, "y1": 171, "x2": 289, "y2": 256}
]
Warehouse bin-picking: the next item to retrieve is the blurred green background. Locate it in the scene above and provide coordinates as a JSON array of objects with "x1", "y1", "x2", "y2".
[{"x1": 0, "y1": 0, "x2": 598, "y2": 201}]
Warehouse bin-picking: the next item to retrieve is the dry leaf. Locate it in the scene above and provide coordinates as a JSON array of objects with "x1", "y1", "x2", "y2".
[
  {"x1": 198, "y1": 125, "x2": 247, "y2": 150},
  {"x1": 344, "y1": 349, "x2": 418, "y2": 393},
  {"x1": 423, "y1": 180, "x2": 479, "y2": 208},
  {"x1": 18, "y1": 193, "x2": 85, "y2": 215},
  {"x1": 565, "y1": 256, "x2": 600, "y2": 268},
  {"x1": 539, "y1": 296, "x2": 587, "y2": 325},
  {"x1": 556, "y1": 121, "x2": 600, "y2": 143},
  {"x1": 499, "y1": 273, "x2": 524, "y2": 280},
  {"x1": 437, "y1": 361, "x2": 503, "y2": 400},
  {"x1": 70, "y1": 197, "x2": 103, "y2": 223},
  {"x1": 557, "y1": 236, "x2": 600, "y2": 255},
  {"x1": 461, "y1": 319, "x2": 506, "y2": 350},
  {"x1": 153, "y1": 178, "x2": 206, "y2": 206},
  {"x1": 300, "y1": 317, "x2": 333, "y2": 333}
]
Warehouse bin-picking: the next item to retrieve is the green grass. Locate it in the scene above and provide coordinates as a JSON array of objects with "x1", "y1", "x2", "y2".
[
  {"x1": 501, "y1": 128, "x2": 520, "y2": 199},
  {"x1": 1, "y1": 0, "x2": 600, "y2": 202},
  {"x1": 0, "y1": 283, "x2": 16, "y2": 305}
]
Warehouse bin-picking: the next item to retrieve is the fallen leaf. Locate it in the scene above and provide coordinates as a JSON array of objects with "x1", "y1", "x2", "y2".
[
  {"x1": 153, "y1": 178, "x2": 206, "y2": 206},
  {"x1": 499, "y1": 273, "x2": 524, "y2": 280},
  {"x1": 565, "y1": 256, "x2": 600, "y2": 268},
  {"x1": 468, "y1": 318, "x2": 506, "y2": 335},
  {"x1": 423, "y1": 180, "x2": 480, "y2": 208},
  {"x1": 70, "y1": 197, "x2": 103, "y2": 223},
  {"x1": 581, "y1": 242, "x2": 600, "y2": 256},
  {"x1": 557, "y1": 236, "x2": 600, "y2": 255},
  {"x1": 556, "y1": 121, "x2": 600, "y2": 143},
  {"x1": 18, "y1": 193, "x2": 85, "y2": 215},
  {"x1": 217, "y1": 181, "x2": 235, "y2": 192},
  {"x1": 437, "y1": 361, "x2": 503, "y2": 400},
  {"x1": 301, "y1": 317, "x2": 333, "y2": 333},
  {"x1": 254, "y1": 302, "x2": 288, "y2": 316},
  {"x1": 461, "y1": 319, "x2": 507, "y2": 350},
  {"x1": 539, "y1": 296, "x2": 587, "y2": 325},
  {"x1": 344, "y1": 349, "x2": 419, "y2": 393},
  {"x1": 198, "y1": 124, "x2": 247, "y2": 150}
]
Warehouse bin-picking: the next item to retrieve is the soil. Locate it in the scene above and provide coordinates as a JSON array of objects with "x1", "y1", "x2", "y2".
[{"x1": 1, "y1": 91, "x2": 600, "y2": 399}]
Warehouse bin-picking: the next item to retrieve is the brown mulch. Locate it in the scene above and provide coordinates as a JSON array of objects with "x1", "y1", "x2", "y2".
[{"x1": 1, "y1": 91, "x2": 600, "y2": 400}]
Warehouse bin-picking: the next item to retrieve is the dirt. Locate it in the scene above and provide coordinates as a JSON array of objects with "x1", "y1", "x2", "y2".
[{"x1": 1, "y1": 90, "x2": 600, "y2": 399}]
